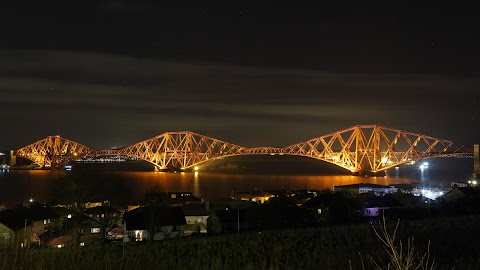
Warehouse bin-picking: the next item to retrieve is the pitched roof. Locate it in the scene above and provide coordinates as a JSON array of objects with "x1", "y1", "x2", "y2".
[
  {"x1": 302, "y1": 194, "x2": 336, "y2": 208},
  {"x1": 335, "y1": 183, "x2": 390, "y2": 189},
  {"x1": 363, "y1": 194, "x2": 402, "y2": 208},
  {"x1": 85, "y1": 206, "x2": 120, "y2": 215},
  {"x1": 124, "y1": 206, "x2": 186, "y2": 231},
  {"x1": 9, "y1": 205, "x2": 59, "y2": 222},
  {"x1": 165, "y1": 196, "x2": 202, "y2": 205},
  {"x1": 182, "y1": 203, "x2": 210, "y2": 216},
  {"x1": 0, "y1": 209, "x2": 33, "y2": 231}
]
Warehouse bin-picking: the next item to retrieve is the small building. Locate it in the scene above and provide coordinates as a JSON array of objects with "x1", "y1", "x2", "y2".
[
  {"x1": 182, "y1": 203, "x2": 211, "y2": 234},
  {"x1": 48, "y1": 215, "x2": 104, "y2": 248},
  {"x1": 85, "y1": 205, "x2": 121, "y2": 223},
  {"x1": 266, "y1": 189, "x2": 297, "y2": 198},
  {"x1": 2, "y1": 203, "x2": 60, "y2": 246},
  {"x1": 362, "y1": 194, "x2": 402, "y2": 217},
  {"x1": 303, "y1": 193, "x2": 336, "y2": 214},
  {"x1": 442, "y1": 187, "x2": 475, "y2": 202},
  {"x1": 167, "y1": 192, "x2": 194, "y2": 199},
  {"x1": 302, "y1": 193, "x2": 336, "y2": 224},
  {"x1": 235, "y1": 190, "x2": 274, "y2": 203},
  {"x1": 451, "y1": 181, "x2": 469, "y2": 188},
  {"x1": 85, "y1": 202, "x2": 104, "y2": 209},
  {"x1": 123, "y1": 206, "x2": 186, "y2": 242},
  {"x1": 334, "y1": 183, "x2": 397, "y2": 196}
]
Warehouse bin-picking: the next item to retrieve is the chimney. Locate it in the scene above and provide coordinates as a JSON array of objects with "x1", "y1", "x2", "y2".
[{"x1": 205, "y1": 201, "x2": 210, "y2": 211}]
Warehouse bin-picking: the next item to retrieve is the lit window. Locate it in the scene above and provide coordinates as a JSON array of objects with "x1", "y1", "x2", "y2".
[
  {"x1": 135, "y1": 230, "x2": 143, "y2": 241},
  {"x1": 44, "y1": 220, "x2": 47, "y2": 225},
  {"x1": 91, "y1": 228, "x2": 101, "y2": 234},
  {"x1": 48, "y1": 219, "x2": 51, "y2": 224},
  {"x1": 101, "y1": 214, "x2": 104, "y2": 218},
  {"x1": 67, "y1": 214, "x2": 72, "y2": 219},
  {"x1": 80, "y1": 242, "x2": 85, "y2": 247},
  {"x1": 317, "y1": 209, "x2": 322, "y2": 214}
]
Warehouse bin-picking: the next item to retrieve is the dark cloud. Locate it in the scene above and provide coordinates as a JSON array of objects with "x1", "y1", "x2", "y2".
[{"x1": 1, "y1": 49, "x2": 479, "y2": 151}]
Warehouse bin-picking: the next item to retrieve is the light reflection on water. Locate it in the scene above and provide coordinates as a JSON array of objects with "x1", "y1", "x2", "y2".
[{"x1": 0, "y1": 157, "x2": 474, "y2": 206}]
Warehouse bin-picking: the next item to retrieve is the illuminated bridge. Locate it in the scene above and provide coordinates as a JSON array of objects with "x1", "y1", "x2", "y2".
[{"x1": 15, "y1": 125, "x2": 474, "y2": 173}]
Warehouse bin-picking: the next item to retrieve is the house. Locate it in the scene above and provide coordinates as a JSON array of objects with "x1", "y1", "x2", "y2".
[
  {"x1": 302, "y1": 193, "x2": 336, "y2": 224},
  {"x1": 362, "y1": 194, "x2": 402, "y2": 217},
  {"x1": 85, "y1": 205, "x2": 121, "y2": 223},
  {"x1": 123, "y1": 206, "x2": 186, "y2": 242},
  {"x1": 182, "y1": 203, "x2": 210, "y2": 234},
  {"x1": 207, "y1": 197, "x2": 235, "y2": 207},
  {"x1": 265, "y1": 189, "x2": 297, "y2": 198},
  {"x1": 303, "y1": 193, "x2": 336, "y2": 214},
  {"x1": 442, "y1": 187, "x2": 476, "y2": 202},
  {"x1": 165, "y1": 192, "x2": 202, "y2": 206},
  {"x1": 84, "y1": 205, "x2": 123, "y2": 240},
  {"x1": 334, "y1": 183, "x2": 397, "y2": 195},
  {"x1": 1, "y1": 203, "x2": 60, "y2": 246},
  {"x1": 293, "y1": 188, "x2": 319, "y2": 197},
  {"x1": 235, "y1": 190, "x2": 274, "y2": 203},
  {"x1": 85, "y1": 201, "x2": 104, "y2": 209},
  {"x1": 48, "y1": 215, "x2": 104, "y2": 248},
  {"x1": 0, "y1": 209, "x2": 34, "y2": 247}
]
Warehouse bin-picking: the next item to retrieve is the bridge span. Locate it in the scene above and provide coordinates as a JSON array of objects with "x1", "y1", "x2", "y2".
[{"x1": 14, "y1": 125, "x2": 474, "y2": 174}]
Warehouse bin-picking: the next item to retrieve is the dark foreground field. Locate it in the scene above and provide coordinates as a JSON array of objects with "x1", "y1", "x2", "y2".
[{"x1": 2, "y1": 215, "x2": 479, "y2": 270}]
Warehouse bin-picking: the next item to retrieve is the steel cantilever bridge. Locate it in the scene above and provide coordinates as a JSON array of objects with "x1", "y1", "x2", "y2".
[{"x1": 15, "y1": 125, "x2": 473, "y2": 174}]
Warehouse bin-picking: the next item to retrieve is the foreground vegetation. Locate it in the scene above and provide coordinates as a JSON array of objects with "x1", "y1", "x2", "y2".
[{"x1": 2, "y1": 215, "x2": 479, "y2": 270}]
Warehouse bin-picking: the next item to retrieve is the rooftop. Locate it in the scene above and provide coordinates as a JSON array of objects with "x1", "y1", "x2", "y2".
[{"x1": 335, "y1": 183, "x2": 391, "y2": 189}]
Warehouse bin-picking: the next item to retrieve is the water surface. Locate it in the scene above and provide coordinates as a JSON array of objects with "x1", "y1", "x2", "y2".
[{"x1": 0, "y1": 156, "x2": 474, "y2": 206}]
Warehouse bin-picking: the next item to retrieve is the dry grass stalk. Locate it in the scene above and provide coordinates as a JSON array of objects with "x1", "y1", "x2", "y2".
[{"x1": 369, "y1": 217, "x2": 436, "y2": 270}]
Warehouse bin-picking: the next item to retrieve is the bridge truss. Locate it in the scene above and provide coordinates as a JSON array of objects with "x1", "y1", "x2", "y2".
[
  {"x1": 15, "y1": 136, "x2": 95, "y2": 168},
  {"x1": 15, "y1": 125, "x2": 473, "y2": 172},
  {"x1": 96, "y1": 132, "x2": 246, "y2": 169},
  {"x1": 267, "y1": 125, "x2": 472, "y2": 173}
]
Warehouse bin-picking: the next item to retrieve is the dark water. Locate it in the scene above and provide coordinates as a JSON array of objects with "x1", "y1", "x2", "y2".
[{"x1": 0, "y1": 156, "x2": 475, "y2": 206}]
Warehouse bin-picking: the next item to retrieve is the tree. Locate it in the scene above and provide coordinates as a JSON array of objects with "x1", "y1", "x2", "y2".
[
  {"x1": 143, "y1": 185, "x2": 169, "y2": 241},
  {"x1": 144, "y1": 184, "x2": 168, "y2": 207},
  {"x1": 328, "y1": 192, "x2": 364, "y2": 224},
  {"x1": 60, "y1": 170, "x2": 94, "y2": 247},
  {"x1": 247, "y1": 196, "x2": 310, "y2": 230},
  {"x1": 96, "y1": 202, "x2": 122, "y2": 244}
]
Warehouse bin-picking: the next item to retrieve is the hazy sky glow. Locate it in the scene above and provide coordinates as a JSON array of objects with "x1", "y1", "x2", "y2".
[{"x1": 1, "y1": 3, "x2": 479, "y2": 150}]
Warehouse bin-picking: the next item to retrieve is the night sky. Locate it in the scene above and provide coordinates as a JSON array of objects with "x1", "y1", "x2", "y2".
[{"x1": 1, "y1": 3, "x2": 479, "y2": 151}]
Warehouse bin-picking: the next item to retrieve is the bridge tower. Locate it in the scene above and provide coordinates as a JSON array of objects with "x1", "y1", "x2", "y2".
[
  {"x1": 9, "y1": 150, "x2": 16, "y2": 166},
  {"x1": 475, "y1": 144, "x2": 479, "y2": 179}
]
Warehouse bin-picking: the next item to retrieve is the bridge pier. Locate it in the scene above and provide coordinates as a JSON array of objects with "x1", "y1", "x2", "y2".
[
  {"x1": 474, "y1": 144, "x2": 479, "y2": 180},
  {"x1": 9, "y1": 150, "x2": 16, "y2": 166}
]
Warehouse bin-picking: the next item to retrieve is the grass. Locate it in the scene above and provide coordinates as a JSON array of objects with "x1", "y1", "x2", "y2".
[{"x1": 1, "y1": 215, "x2": 479, "y2": 270}]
